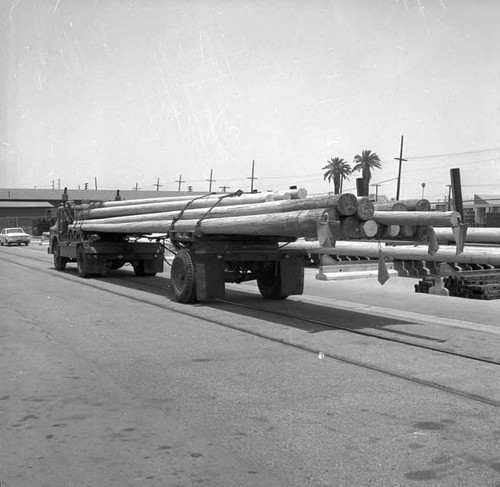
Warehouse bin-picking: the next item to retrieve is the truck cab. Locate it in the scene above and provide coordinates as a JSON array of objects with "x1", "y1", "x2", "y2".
[{"x1": 49, "y1": 200, "x2": 164, "y2": 278}]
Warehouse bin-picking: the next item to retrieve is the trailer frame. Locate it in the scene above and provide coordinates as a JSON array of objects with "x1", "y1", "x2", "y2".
[{"x1": 168, "y1": 230, "x2": 307, "y2": 303}]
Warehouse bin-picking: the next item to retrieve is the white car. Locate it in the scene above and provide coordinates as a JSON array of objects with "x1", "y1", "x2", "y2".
[{"x1": 0, "y1": 227, "x2": 31, "y2": 246}]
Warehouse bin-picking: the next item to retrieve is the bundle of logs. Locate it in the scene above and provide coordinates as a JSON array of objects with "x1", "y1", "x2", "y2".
[{"x1": 70, "y1": 190, "x2": 460, "y2": 244}]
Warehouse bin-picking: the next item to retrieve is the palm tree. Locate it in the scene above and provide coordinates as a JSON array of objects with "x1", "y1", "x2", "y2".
[
  {"x1": 322, "y1": 157, "x2": 352, "y2": 194},
  {"x1": 352, "y1": 150, "x2": 381, "y2": 196}
]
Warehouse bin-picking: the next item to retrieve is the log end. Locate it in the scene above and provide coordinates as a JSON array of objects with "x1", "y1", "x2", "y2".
[
  {"x1": 356, "y1": 197, "x2": 375, "y2": 220},
  {"x1": 337, "y1": 193, "x2": 358, "y2": 216},
  {"x1": 361, "y1": 220, "x2": 378, "y2": 238},
  {"x1": 415, "y1": 199, "x2": 431, "y2": 212}
]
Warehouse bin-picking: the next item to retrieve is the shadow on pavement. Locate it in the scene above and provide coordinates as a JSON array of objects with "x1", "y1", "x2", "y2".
[{"x1": 91, "y1": 268, "x2": 431, "y2": 340}]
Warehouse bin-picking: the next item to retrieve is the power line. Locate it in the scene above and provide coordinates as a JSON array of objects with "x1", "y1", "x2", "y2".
[
  {"x1": 407, "y1": 147, "x2": 500, "y2": 160},
  {"x1": 400, "y1": 157, "x2": 500, "y2": 175}
]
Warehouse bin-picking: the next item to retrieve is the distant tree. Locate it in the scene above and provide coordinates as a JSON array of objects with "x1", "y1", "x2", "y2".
[
  {"x1": 352, "y1": 150, "x2": 382, "y2": 195},
  {"x1": 322, "y1": 157, "x2": 352, "y2": 194}
]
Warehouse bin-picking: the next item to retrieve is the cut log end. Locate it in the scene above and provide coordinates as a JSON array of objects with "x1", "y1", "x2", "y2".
[
  {"x1": 336, "y1": 193, "x2": 358, "y2": 216},
  {"x1": 356, "y1": 197, "x2": 375, "y2": 220}
]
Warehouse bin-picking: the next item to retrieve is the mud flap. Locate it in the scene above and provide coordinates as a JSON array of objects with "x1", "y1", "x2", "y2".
[
  {"x1": 196, "y1": 258, "x2": 225, "y2": 301},
  {"x1": 279, "y1": 256, "x2": 304, "y2": 296},
  {"x1": 143, "y1": 258, "x2": 164, "y2": 274}
]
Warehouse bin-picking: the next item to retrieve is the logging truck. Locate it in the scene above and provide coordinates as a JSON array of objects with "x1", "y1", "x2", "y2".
[
  {"x1": 48, "y1": 198, "x2": 165, "y2": 278},
  {"x1": 47, "y1": 189, "x2": 352, "y2": 303},
  {"x1": 47, "y1": 187, "x2": 468, "y2": 303}
]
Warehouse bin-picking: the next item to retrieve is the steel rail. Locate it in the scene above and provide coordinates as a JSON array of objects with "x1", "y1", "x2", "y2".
[{"x1": 215, "y1": 298, "x2": 500, "y2": 367}]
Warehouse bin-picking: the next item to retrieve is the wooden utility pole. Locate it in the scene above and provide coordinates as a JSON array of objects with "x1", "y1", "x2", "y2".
[
  {"x1": 132, "y1": 182, "x2": 141, "y2": 191},
  {"x1": 219, "y1": 185, "x2": 230, "y2": 193},
  {"x1": 247, "y1": 160, "x2": 257, "y2": 192},
  {"x1": 450, "y1": 168, "x2": 464, "y2": 218},
  {"x1": 94, "y1": 177, "x2": 98, "y2": 190},
  {"x1": 154, "y1": 178, "x2": 162, "y2": 191},
  {"x1": 175, "y1": 174, "x2": 185, "y2": 191},
  {"x1": 206, "y1": 169, "x2": 215, "y2": 192},
  {"x1": 371, "y1": 183, "x2": 381, "y2": 201},
  {"x1": 395, "y1": 135, "x2": 407, "y2": 200}
]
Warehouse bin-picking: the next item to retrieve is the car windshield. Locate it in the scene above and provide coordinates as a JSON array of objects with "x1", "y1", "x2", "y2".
[{"x1": 7, "y1": 228, "x2": 25, "y2": 234}]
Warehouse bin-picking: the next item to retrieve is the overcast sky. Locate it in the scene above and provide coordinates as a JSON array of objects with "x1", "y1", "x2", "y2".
[{"x1": 1, "y1": 0, "x2": 500, "y2": 201}]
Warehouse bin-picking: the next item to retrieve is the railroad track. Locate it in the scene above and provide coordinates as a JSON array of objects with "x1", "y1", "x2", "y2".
[
  {"x1": 3, "y1": 247, "x2": 500, "y2": 408},
  {"x1": 215, "y1": 296, "x2": 500, "y2": 366}
]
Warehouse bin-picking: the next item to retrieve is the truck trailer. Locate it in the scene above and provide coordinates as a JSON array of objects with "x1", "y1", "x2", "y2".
[{"x1": 47, "y1": 189, "x2": 359, "y2": 303}]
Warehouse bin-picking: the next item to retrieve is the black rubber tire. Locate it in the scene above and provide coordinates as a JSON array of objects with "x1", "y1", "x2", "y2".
[
  {"x1": 108, "y1": 260, "x2": 125, "y2": 270},
  {"x1": 77, "y1": 248, "x2": 90, "y2": 278},
  {"x1": 257, "y1": 262, "x2": 289, "y2": 300},
  {"x1": 171, "y1": 249, "x2": 197, "y2": 303},
  {"x1": 133, "y1": 260, "x2": 157, "y2": 277},
  {"x1": 53, "y1": 241, "x2": 68, "y2": 271}
]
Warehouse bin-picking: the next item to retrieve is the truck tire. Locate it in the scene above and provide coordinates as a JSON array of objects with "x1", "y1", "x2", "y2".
[
  {"x1": 109, "y1": 260, "x2": 125, "y2": 270},
  {"x1": 53, "y1": 241, "x2": 68, "y2": 271},
  {"x1": 77, "y1": 248, "x2": 91, "y2": 278},
  {"x1": 133, "y1": 260, "x2": 157, "y2": 277},
  {"x1": 257, "y1": 262, "x2": 289, "y2": 300},
  {"x1": 171, "y1": 249, "x2": 197, "y2": 303}
]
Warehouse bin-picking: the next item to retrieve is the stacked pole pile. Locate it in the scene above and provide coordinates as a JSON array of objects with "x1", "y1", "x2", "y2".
[
  {"x1": 373, "y1": 199, "x2": 433, "y2": 240},
  {"x1": 69, "y1": 190, "x2": 461, "y2": 246},
  {"x1": 70, "y1": 189, "x2": 378, "y2": 241}
]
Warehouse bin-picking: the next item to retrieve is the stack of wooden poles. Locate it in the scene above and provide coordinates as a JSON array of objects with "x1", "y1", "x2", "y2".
[
  {"x1": 71, "y1": 190, "x2": 461, "y2": 243},
  {"x1": 373, "y1": 199, "x2": 455, "y2": 240},
  {"x1": 71, "y1": 189, "x2": 373, "y2": 240}
]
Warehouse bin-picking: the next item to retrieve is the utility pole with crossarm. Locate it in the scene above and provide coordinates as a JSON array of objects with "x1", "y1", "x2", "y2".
[{"x1": 395, "y1": 135, "x2": 407, "y2": 200}]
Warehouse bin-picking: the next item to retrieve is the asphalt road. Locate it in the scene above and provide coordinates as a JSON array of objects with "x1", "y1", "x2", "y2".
[{"x1": 1, "y1": 243, "x2": 500, "y2": 487}]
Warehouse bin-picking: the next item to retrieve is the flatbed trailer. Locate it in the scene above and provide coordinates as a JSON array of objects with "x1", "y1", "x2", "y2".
[
  {"x1": 168, "y1": 230, "x2": 307, "y2": 303},
  {"x1": 48, "y1": 200, "x2": 164, "y2": 278},
  {"x1": 47, "y1": 190, "x2": 317, "y2": 302}
]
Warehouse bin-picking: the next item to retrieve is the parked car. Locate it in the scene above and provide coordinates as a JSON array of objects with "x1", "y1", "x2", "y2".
[{"x1": 0, "y1": 227, "x2": 30, "y2": 246}]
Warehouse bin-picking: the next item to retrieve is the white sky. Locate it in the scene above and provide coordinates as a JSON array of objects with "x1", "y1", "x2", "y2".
[{"x1": 1, "y1": 0, "x2": 500, "y2": 202}]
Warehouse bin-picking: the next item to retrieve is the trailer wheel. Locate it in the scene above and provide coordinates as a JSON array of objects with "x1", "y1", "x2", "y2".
[
  {"x1": 133, "y1": 260, "x2": 157, "y2": 277},
  {"x1": 53, "y1": 241, "x2": 68, "y2": 271},
  {"x1": 77, "y1": 248, "x2": 91, "y2": 278},
  {"x1": 257, "y1": 262, "x2": 289, "y2": 300},
  {"x1": 108, "y1": 260, "x2": 125, "y2": 270},
  {"x1": 171, "y1": 249, "x2": 197, "y2": 303}
]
